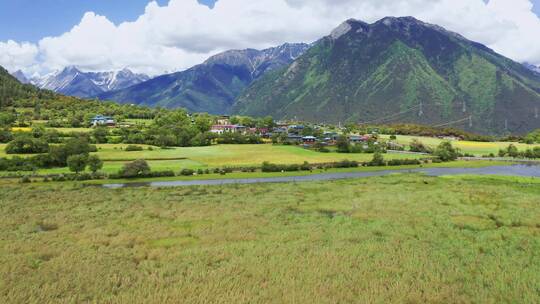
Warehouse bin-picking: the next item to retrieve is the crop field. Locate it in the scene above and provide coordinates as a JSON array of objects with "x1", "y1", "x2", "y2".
[
  {"x1": 0, "y1": 174, "x2": 539, "y2": 303},
  {"x1": 380, "y1": 135, "x2": 540, "y2": 156},
  {"x1": 1, "y1": 144, "x2": 427, "y2": 175}
]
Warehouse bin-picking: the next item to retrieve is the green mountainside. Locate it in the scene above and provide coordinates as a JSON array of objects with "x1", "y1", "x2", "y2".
[
  {"x1": 233, "y1": 17, "x2": 540, "y2": 135},
  {"x1": 0, "y1": 66, "x2": 55, "y2": 106}
]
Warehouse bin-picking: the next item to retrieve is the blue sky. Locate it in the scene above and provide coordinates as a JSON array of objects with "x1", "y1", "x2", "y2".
[{"x1": 0, "y1": 0, "x2": 217, "y2": 42}]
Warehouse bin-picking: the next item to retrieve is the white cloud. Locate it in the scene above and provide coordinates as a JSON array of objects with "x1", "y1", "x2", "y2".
[
  {"x1": 0, "y1": 40, "x2": 38, "y2": 74},
  {"x1": 2, "y1": 0, "x2": 540, "y2": 76}
]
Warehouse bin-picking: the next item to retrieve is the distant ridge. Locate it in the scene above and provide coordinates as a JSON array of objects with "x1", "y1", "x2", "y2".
[
  {"x1": 29, "y1": 67, "x2": 149, "y2": 98},
  {"x1": 97, "y1": 43, "x2": 310, "y2": 114}
]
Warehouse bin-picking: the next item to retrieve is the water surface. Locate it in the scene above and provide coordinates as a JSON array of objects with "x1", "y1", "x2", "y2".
[{"x1": 102, "y1": 165, "x2": 540, "y2": 189}]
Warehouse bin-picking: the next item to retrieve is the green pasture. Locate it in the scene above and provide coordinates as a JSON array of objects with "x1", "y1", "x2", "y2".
[
  {"x1": 1, "y1": 174, "x2": 538, "y2": 303},
  {"x1": 1, "y1": 144, "x2": 429, "y2": 175}
]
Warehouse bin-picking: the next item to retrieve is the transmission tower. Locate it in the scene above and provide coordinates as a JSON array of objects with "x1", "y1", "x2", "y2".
[{"x1": 418, "y1": 102, "x2": 424, "y2": 117}]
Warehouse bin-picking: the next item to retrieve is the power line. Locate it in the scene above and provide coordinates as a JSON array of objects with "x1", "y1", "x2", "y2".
[
  {"x1": 359, "y1": 104, "x2": 420, "y2": 125},
  {"x1": 432, "y1": 116, "x2": 472, "y2": 128}
]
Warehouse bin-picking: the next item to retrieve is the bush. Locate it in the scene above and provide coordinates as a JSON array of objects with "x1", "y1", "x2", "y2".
[
  {"x1": 367, "y1": 152, "x2": 386, "y2": 167},
  {"x1": 333, "y1": 160, "x2": 359, "y2": 168},
  {"x1": 409, "y1": 139, "x2": 431, "y2": 153},
  {"x1": 119, "y1": 159, "x2": 151, "y2": 178},
  {"x1": 180, "y1": 169, "x2": 195, "y2": 176},
  {"x1": 433, "y1": 141, "x2": 459, "y2": 162},
  {"x1": 387, "y1": 159, "x2": 421, "y2": 166},
  {"x1": 125, "y1": 145, "x2": 144, "y2": 152},
  {"x1": 20, "y1": 175, "x2": 31, "y2": 183},
  {"x1": 148, "y1": 170, "x2": 175, "y2": 178}
]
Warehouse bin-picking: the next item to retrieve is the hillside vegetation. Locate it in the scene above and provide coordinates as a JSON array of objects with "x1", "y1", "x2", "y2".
[{"x1": 234, "y1": 17, "x2": 540, "y2": 135}]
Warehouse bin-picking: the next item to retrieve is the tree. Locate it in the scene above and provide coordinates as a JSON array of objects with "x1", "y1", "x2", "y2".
[
  {"x1": 336, "y1": 135, "x2": 351, "y2": 153},
  {"x1": 119, "y1": 159, "x2": 151, "y2": 178},
  {"x1": 92, "y1": 127, "x2": 109, "y2": 143},
  {"x1": 87, "y1": 155, "x2": 103, "y2": 173},
  {"x1": 5, "y1": 134, "x2": 49, "y2": 154},
  {"x1": 67, "y1": 154, "x2": 87, "y2": 174},
  {"x1": 434, "y1": 141, "x2": 459, "y2": 162},
  {"x1": 368, "y1": 152, "x2": 386, "y2": 166}
]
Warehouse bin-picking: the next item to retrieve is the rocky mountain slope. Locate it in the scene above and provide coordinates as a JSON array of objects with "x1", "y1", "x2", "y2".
[
  {"x1": 234, "y1": 17, "x2": 540, "y2": 135},
  {"x1": 97, "y1": 43, "x2": 310, "y2": 114}
]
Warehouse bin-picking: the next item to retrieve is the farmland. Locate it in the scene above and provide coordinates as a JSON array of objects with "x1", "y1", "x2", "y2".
[
  {"x1": 380, "y1": 135, "x2": 540, "y2": 156},
  {"x1": 1, "y1": 174, "x2": 539, "y2": 303},
  {"x1": 0, "y1": 143, "x2": 428, "y2": 175}
]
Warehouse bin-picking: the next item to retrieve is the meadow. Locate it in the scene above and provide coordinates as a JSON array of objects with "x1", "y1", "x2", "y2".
[
  {"x1": 0, "y1": 174, "x2": 539, "y2": 303},
  {"x1": 0, "y1": 143, "x2": 427, "y2": 175},
  {"x1": 380, "y1": 134, "x2": 540, "y2": 156}
]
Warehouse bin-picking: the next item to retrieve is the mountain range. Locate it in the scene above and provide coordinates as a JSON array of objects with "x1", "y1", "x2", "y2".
[
  {"x1": 234, "y1": 17, "x2": 540, "y2": 135},
  {"x1": 97, "y1": 43, "x2": 310, "y2": 114},
  {"x1": 524, "y1": 63, "x2": 540, "y2": 74},
  {"x1": 13, "y1": 67, "x2": 150, "y2": 98}
]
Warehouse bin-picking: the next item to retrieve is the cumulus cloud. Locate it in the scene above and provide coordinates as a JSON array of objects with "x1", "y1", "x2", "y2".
[
  {"x1": 2, "y1": 0, "x2": 540, "y2": 76},
  {"x1": 0, "y1": 40, "x2": 38, "y2": 74}
]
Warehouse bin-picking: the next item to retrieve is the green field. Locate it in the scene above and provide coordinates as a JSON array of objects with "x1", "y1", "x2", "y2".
[
  {"x1": 1, "y1": 174, "x2": 539, "y2": 303},
  {"x1": 1, "y1": 144, "x2": 428, "y2": 175},
  {"x1": 380, "y1": 135, "x2": 540, "y2": 156}
]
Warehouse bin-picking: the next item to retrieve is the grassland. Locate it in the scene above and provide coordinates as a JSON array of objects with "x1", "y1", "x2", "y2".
[
  {"x1": 0, "y1": 174, "x2": 539, "y2": 303},
  {"x1": 0, "y1": 144, "x2": 428, "y2": 175},
  {"x1": 380, "y1": 134, "x2": 540, "y2": 156}
]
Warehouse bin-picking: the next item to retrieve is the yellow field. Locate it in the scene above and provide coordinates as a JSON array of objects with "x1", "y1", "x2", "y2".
[{"x1": 381, "y1": 135, "x2": 540, "y2": 155}]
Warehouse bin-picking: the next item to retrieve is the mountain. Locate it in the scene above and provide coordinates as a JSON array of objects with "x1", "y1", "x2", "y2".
[
  {"x1": 0, "y1": 66, "x2": 55, "y2": 103},
  {"x1": 97, "y1": 43, "x2": 310, "y2": 114},
  {"x1": 10, "y1": 70, "x2": 30, "y2": 84},
  {"x1": 234, "y1": 17, "x2": 540, "y2": 135},
  {"x1": 31, "y1": 67, "x2": 149, "y2": 98},
  {"x1": 524, "y1": 63, "x2": 540, "y2": 75}
]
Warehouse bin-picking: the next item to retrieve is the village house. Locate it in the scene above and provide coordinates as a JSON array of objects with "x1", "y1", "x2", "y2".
[
  {"x1": 90, "y1": 115, "x2": 116, "y2": 127},
  {"x1": 302, "y1": 136, "x2": 317, "y2": 146},
  {"x1": 216, "y1": 115, "x2": 231, "y2": 126},
  {"x1": 210, "y1": 124, "x2": 247, "y2": 135}
]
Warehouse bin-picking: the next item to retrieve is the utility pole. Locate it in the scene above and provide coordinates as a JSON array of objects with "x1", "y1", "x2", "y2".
[
  {"x1": 462, "y1": 101, "x2": 467, "y2": 113},
  {"x1": 418, "y1": 102, "x2": 424, "y2": 117},
  {"x1": 505, "y1": 119, "x2": 508, "y2": 131},
  {"x1": 535, "y1": 107, "x2": 539, "y2": 119},
  {"x1": 468, "y1": 115, "x2": 473, "y2": 128}
]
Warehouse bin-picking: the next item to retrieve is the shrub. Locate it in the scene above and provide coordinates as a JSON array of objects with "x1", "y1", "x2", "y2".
[
  {"x1": 148, "y1": 170, "x2": 175, "y2": 178},
  {"x1": 180, "y1": 169, "x2": 195, "y2": 176},
  {"x1": 433, "y1": 141, "x2": 459, "y2": 162},
  {"x1": 119, "y1": 159, "x2": 151, "y2": 178},
  {"x1": 387, "y1": 159, "x2": 421, "y2": 166},
  {"x1": 20, "y1": 175, "x2": 31, "y2": 183},
  {"x1": 367, "y1": 152, "x2": 386, "y2": 167},
  {"x1": 409, "y1": 139, "x2": 431, "y2": 153},
  {"x1": 125, "y1": 145, "x2": 144, "y2": 152}
]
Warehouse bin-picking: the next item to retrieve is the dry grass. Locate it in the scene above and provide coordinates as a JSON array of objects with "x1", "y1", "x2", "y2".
[{"x1": 0, "y1": 174, "x2": 539, "y2": 303}]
